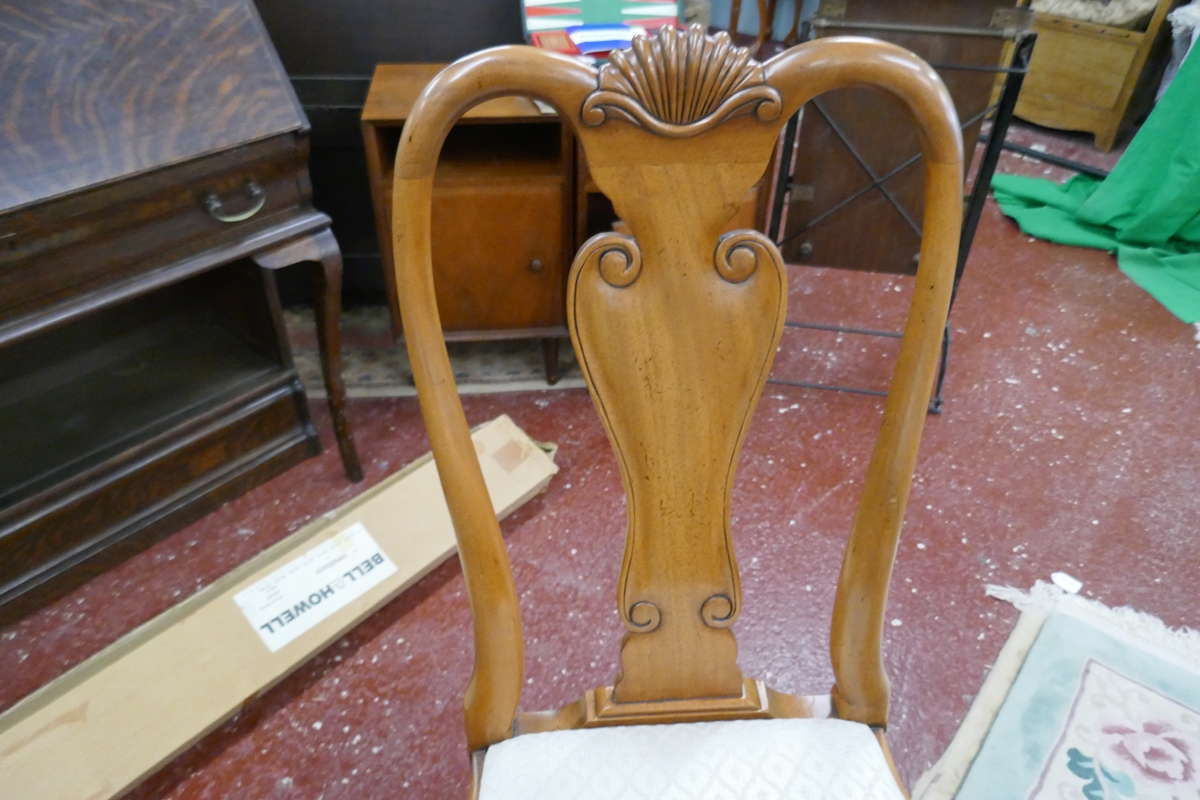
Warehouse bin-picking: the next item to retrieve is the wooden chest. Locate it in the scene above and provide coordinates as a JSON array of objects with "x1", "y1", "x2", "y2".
[{"x1": 1008, "y1": 0, "x2": 1179, "y2": 151}]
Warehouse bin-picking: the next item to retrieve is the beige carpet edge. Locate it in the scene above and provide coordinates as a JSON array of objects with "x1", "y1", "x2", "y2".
[{"x1": 910, "y1": 606, "x2": 1049, "y2": 800}]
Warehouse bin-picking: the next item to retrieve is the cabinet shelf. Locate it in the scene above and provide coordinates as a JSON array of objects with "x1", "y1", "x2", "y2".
[
  {"x1": 0, "y1": 0, "x2": 330, "y2": 623},
  {"x1": 377, "y1": 121, "x2": 565, "y2": 191},
  {"x1": 0, "y1": 298, "x2": 285, "y2": 510},
  {"x1": 0, "y1": 260, "x2": 318, "y2": 619}
]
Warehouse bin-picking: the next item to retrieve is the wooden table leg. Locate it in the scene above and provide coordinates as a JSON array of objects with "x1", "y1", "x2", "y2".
[
  {"x1": 784, "y1": 0, "x2": 801, "y2": 47},
  {"x1": 311, "y1": 235, "x2": 364, "y2": 481},
  {"x1": 254, "y1": 229, "x2": 364, "y2": 482},
  {"x1": 754, "y1": 0, "x2": 776, "y2": 55},
  {"x1": 541, "y1": 337, "x2": 560, "y2": 386}
]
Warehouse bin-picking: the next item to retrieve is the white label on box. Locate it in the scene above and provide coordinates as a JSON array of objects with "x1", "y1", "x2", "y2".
[{"x1": 233, "y1": 522, "x2": 398, "y2": 652}]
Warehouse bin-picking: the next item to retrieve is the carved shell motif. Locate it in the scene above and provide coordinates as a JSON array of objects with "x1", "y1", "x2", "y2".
[{"x1": 582, "y1": 24, "x2": 782, "y2": 137}]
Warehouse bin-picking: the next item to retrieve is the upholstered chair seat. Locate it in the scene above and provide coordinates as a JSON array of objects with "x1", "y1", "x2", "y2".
[{"x1": 479, "y1": 718, "x2": 907, "y2": 800}]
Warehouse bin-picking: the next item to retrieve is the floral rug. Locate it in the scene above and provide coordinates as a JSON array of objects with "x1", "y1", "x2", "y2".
[
  {"x1": 285, "y1": 307, "x2": 585, "y2": 398},
  {"x1": 915, "y1": 582, "x2": 1200, "y2": 800}
]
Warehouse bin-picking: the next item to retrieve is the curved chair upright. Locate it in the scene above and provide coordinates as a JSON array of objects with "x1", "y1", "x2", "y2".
[{"x1": 391, "y1": 24, "x2": 962, "y2": 799}]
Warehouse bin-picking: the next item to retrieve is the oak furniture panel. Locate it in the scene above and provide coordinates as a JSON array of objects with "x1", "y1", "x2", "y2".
[{"x1": 432, "y1": 184, "x2": 565, "y2": 332}]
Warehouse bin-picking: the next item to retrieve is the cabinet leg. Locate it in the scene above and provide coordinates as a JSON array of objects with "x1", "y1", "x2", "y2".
[
  {"x1": 1094, "y1": 124, "x2": 1119, "y2": 153},
  {"x1": 753, "y1": 0, "x2": 775, "y2": 55},
  {"x1": 784, "y1": 0, "x2": 800, "y2": 46},
  {"x1": 311, "y1": 232, "x2": 364, "y2": 482},
  {"x1": 541, "y1": 338, "x2": 560, "y2": 386},
  {"x1": 253, "y1": 228, "x2": 364, "y2": 482}
]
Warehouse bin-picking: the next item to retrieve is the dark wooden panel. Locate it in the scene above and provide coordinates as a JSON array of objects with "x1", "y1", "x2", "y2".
[
  {"x1": 782, "y1": 1, "x2": 1010, "y2": 272},
  {"x1": 304, "y1": 122, "x2": 381, "y2": 258},
  {"x1": 830, "y1": 0, "x2": 1002, "y2": 27},
  {"x1": 255, "y1": 0, "x2": 525, "y2": 74},
  {"x1": 0, "y1": 303, "x2": 281, "y2": 509},
  {"x1": 269, "y1": 110, "x2": 386, "y2": 305},
  {"x1": 0, "y1": 0, "x2": 304, "y2": 213},
  {"x1": 255, "y1": 1, "x2": 529, "y2": 302},
  {"x1": 791, "y1": 160, "x2": 925, "y2": 275},
  {"x1": 0, "y1": 378, "x2": 309, "y2": 580},
  {"x1": 0, "y1": 259, "x2": 302, "y2": 504},
  {"x1": 0, "y1": 0, "x2": 339, "y2": 624}
]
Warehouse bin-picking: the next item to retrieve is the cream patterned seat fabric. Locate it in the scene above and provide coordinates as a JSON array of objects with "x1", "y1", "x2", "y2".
[
  {"x1": 1032, "y1": 0, "x2": 1159, "y2": 29},
  {"x1": 478, "y1": 718, "x2": 907, "y2": 800}
]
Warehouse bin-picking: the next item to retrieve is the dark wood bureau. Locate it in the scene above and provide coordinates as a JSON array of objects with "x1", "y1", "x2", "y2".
[{"x1": 0, "y1": 0, "x2": 361, "y2": 623}]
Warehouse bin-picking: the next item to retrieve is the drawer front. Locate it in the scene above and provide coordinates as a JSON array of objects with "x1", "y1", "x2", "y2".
[
  {"x1": 431, "y1": 183, "x2": 565, "y2": 332},
  {"x1": 0, "y1": 135, "x2": 307, "y2": 320}
]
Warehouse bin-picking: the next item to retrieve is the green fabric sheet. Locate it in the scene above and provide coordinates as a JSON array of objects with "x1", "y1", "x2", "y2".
[{"x1": 990, "y1": 45, "x2": 1200, "y2": 323}]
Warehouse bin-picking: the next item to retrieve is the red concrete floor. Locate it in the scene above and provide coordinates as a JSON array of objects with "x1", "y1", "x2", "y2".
[{"x1": 3, "y1": 124, "x2": 1199, "y2": 798}]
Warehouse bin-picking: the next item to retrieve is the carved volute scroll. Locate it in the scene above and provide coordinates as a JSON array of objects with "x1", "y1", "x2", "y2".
[
  {"x1": 569, "y1": 26, "x2": 791, "y2": 699},
  {"x1": 582, "y1": 24, "x2": 782, "y2": 137}
]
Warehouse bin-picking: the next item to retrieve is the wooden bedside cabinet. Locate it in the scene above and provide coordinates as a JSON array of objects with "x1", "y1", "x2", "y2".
[{"x1": 362, "y1": 65, "x2": 575, "y2": 383}]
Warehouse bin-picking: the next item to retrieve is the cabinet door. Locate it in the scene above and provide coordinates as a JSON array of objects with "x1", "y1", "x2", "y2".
[{"x1": 431, "y1": 182, "x2": 564, "y2": 332}]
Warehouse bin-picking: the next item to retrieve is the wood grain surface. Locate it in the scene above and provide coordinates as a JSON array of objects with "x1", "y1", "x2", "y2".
[
  {"x1": 361, "y1": 64, "x2": 572, "y2": 349},
  {"x1": 0, "y1": 0, "x2": 344, "y2": 621},
  {"x1": 363, "y1": 64, "x2": 547, "y2": 125},
  {"x1": 0, "y1": 0, "x2": 303, "y2": 213},
  {"x1": 782, "y1": 0, "x2": 1008, "y2": 273}
]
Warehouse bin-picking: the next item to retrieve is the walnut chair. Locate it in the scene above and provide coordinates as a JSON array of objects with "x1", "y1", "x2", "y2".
[{"x1": 391, "y1": 25, "x2": 962, "y2": 800}]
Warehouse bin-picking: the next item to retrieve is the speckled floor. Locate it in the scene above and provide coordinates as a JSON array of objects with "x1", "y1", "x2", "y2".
[{"x1": 3, "y1": 123, "x2": 1199, "y2": 799}]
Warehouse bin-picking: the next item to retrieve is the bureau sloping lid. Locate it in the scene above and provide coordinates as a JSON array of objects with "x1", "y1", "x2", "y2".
[{"x1": 0, "y1": 0, "x2": 305, "y2": 214}]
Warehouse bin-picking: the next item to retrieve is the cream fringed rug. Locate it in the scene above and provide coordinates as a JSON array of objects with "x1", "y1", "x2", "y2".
[
  {"x1": 915, "y1": 582, "x2": 1200, "y2": 800},
  {"x1": 286, "y1": 307, "x2": 585, "y2": 398}
]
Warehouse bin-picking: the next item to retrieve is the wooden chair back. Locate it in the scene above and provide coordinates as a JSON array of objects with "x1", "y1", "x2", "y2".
[{"x1": 391, "y1": 25, "x2": 962, "y2": 757}]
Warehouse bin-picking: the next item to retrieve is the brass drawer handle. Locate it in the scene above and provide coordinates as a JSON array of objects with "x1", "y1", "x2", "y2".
[{"x1": 204, "y1": 182, "x2": 266, "y2": 223}]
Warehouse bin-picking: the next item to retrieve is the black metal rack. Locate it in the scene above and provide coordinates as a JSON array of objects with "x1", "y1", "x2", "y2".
[{"x1": 765, "y1": 18, "x2": 1039, "y2": 412}]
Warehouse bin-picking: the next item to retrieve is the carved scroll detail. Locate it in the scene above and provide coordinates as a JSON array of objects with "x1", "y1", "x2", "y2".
[
  {"x1": 629, "y1": 601, "x2": 662, "y2": 632},
  {"x1": 701, "y1": 594, "x2": 735, "y2": 628},
  {"x1": 714, "y1": 229, "x2": 782, "y2": 284},
  {"x1": 575, "y1": 232, "x2": 643, "y2": 288},
  {"x1": 581, "y1": 24, "x2": 782, "y2": 137}
]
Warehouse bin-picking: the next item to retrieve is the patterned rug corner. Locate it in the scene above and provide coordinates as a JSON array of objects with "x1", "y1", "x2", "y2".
[{"x1": 918, "y1": 583, "x2": 1200, "y2": 800}]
